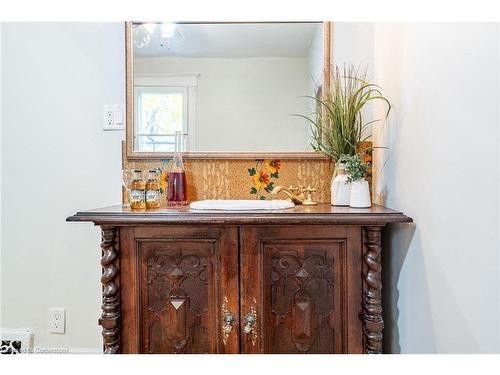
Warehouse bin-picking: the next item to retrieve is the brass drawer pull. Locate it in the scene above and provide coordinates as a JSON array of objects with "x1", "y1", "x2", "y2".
[
  {"x1": 243, "y1": 298, "x2": 258, "y2": 346},
  {"x1": 221, "y1": 297, "x2": 235, "y2": 345}
]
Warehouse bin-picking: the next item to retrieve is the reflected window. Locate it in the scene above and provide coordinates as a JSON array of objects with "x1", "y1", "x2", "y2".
[{"x1": 134, "y1": 87, "x2": 187, "y2": 152}]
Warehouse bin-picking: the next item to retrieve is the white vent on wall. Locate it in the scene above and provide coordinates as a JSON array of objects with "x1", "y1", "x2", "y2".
[{"x1": 0, "y1": 329, "x2": 33, "y2": 354}]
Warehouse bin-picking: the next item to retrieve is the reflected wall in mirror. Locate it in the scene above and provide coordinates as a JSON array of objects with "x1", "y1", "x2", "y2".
[{"x1": 127, "y1": 22, "x2": 331, "y2": 158}]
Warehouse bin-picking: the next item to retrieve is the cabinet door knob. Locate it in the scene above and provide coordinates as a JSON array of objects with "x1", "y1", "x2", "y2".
[
  {"x1": 243, "y1": 298, "x2": 258, "y2": 346},
  {"x1": 221, "y1": 297, "x2": 235, "y2": 345}
]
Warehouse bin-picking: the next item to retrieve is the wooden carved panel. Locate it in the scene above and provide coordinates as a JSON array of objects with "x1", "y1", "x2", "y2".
[
  {"x1": 264, "y1": 241, "x2": 345, "y2": 353},
  {"x1": 139, "y1": 241, "x2": 214, "y2": 353},
  {"x1": 120, "y1": 226, "x2": 239, "y2": 354}
]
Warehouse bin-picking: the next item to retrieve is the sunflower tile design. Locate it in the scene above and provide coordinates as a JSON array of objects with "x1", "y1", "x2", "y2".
[{"x1": 248, "y1": 159, "x2": 281, "y2": 200}]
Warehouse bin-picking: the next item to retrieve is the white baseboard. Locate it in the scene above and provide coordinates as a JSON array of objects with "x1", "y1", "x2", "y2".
[
  {"x1": 67, "y1": 347, "x2": 103, "y2": 354},
  {"x1": 31, "y1": 347, "x2": 103, "y2": 354}
]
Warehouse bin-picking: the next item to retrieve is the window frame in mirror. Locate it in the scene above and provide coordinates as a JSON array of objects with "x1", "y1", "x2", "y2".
[{"x1": 125, "y1": 21, "x2": 332, "y2": 160}]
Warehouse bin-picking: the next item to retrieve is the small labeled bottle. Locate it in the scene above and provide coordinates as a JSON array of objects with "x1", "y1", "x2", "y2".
[
  {"x1": 130, "y1": 170, "x2": 146, "y2": 209},
  {"x1": 145, "y1": 170, "x2": 161, "y2": 209},
  {"x1": 167, "y1": 131, "x2": 188, "y2": 206}
]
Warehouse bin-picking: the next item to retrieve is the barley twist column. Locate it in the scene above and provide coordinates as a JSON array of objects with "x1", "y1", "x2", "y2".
[
  {"x1": 362, "y1": 226, "x2": 384, "y2": 354},
  {"x1": 99, "y1": 226, "x2": 121, "y2": 354}
]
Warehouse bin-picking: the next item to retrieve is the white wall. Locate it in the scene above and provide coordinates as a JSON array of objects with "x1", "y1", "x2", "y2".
[
  {"x1": 372, "y1": 23, "x2": 499, "y2": 353},
  {"x1": 333, "y1": 23, "x2": 374, "y2": 73},
  {"x1": 498, "y1": 24, "x2": 500, "y2": 334},
  {"x1": 0, "y1": 24, "x2": 3, "y2": 309},
  {"x1": 1, "y1": 23, "x2": 125, "y2": 352},
  {"x1": 135, "y1": 56, "x2": 311, "y2": 152},
  {"x1": 333, "y1": 23, "x2": 376, "y2": 133}
]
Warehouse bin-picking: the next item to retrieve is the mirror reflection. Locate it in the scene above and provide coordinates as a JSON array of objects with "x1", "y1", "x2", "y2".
[{"x1": 132, "y1": 22, "x2": 324, "y2": 153}]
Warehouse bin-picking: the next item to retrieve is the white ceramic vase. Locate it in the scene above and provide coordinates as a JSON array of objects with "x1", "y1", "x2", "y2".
[
  {"x1": 331, "y1": 173, "x2": 350, "y2": 206},
  {"x1": 349, "y1": 179, "x2": 371, "y2": 208}
]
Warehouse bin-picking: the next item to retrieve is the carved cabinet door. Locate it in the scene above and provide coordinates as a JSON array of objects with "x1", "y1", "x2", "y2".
[
  {"x1": 120, "y1": 226, "x2": 239, "y2": 354},
  {"x1": 240, "y1": 225, "x2": 363, "y2": 354}
]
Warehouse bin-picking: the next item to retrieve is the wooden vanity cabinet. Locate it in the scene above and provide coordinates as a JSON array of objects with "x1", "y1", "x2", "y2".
[{"x1": 67, "y1": 204, "x2": 412, "y2": 354}]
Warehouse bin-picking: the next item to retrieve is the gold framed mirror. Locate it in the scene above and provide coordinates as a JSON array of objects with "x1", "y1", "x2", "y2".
[{"x1": 125, "y1": 21, "x2": 332, "y2": 160}]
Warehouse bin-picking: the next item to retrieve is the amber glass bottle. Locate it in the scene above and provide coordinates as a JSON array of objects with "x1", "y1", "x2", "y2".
[
  {"x1": 130, "y1": 170, "x2": 146, "y2": 209},
  {"x1": 145, "y1": 170, "x2": 161, "y2": 209}
]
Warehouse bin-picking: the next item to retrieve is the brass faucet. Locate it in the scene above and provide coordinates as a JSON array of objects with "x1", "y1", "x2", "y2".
[{"x1": 271, "y1": 185, "x2": 317, "y2": 206}]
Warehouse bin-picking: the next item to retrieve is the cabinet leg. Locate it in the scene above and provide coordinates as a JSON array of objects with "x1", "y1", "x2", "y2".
[
  {"x1": 362, "y1": 226, "x2": 384, "y2": 354},
  {"x1": 99, "y1": 226, "x2": 121, "y2": 354}
]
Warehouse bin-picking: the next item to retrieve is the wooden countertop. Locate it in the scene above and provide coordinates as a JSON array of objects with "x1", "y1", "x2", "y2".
[{"x1": 67, "y1": 203, "x2": 412, "y2": 226}]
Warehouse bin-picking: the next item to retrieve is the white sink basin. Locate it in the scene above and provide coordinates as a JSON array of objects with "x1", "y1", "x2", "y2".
[{"x1": 189, "y1": 199, "x2": 294, "y2": 211}]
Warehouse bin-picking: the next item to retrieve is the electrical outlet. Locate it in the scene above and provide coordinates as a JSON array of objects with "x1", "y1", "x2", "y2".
[
  {"x1": 103, "y1": 105, "x2": 125, "y2": 130},
  {"x1": 49, "y1": 308, "x2": 65, "y2": 334},
  {"x1": 106, "y1": 110, "x2": 113, "y2": 125}
]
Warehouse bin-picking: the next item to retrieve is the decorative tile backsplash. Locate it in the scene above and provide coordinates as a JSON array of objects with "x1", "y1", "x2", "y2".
[
  {"x1": 123, "y1": 143, "x2": 372, "y2": 204},
  {"x1": 124, "y1": 158, "x2": 332, "y2": 204}
]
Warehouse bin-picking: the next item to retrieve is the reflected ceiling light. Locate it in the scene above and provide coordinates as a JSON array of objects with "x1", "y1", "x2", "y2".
[
  {"x1": 161, "y1": 23, "x2": 177, "y2": 38},
  {"x1": 143, "y1": 23, "x2": 158, "y2": 33}
]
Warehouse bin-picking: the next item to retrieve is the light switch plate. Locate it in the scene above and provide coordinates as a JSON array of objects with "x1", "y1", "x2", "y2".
[{"x1": 103, "y1": 105, "x2": 125, "y2": 131}]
